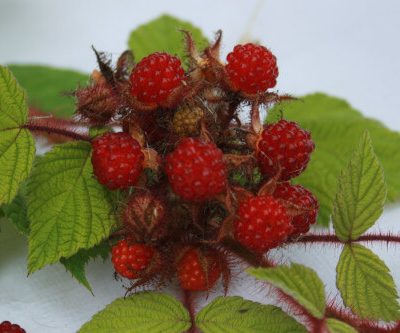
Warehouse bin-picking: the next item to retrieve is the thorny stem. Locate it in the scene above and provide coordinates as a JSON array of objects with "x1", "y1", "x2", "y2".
[
  {"x1": 183, "y1": 290, "x2": 198, "y2": 333},
  {"x1": 230, "y1": 238, "x2": 400, "y2": 332},
  {"x1": 26, "y1": 107, "x2": 91, "y2": 142},
  {"x1": 23, "y1": 123, "x2": 91, "y2": 142},
  {"x1": 325, "y1": 304, "x2": 400, "y2": 332}
]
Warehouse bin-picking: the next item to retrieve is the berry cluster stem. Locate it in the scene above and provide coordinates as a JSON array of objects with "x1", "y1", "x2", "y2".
[
  {"x1": 23, "y1": 123, "x2": 91, "y2": 142},
  {"x1": 183, "y1": 291, "x2": 199, "y2": 333},
  {"x1": 291, "y1": 233, "x2": 400, "y2": 245}
]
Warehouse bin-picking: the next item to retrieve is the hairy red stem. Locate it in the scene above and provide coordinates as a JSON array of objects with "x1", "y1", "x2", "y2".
[
  {"x1": 23, "y1": 124, "x2": 91, "y2": 142},
  {"x1": 183, "y1": 291, "x2": 198, "y2": 333},
  {"x1": 326, "y1": 304, "x2": 400, "y2": 332},
  {"x1": 241, "y1": 246, "x2": 400, "y2": 332},
  {"x1": 291, "y1": 233, "x2": 400, "y2": 245}
]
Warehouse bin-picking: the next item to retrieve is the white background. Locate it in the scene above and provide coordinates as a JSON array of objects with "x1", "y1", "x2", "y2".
[{"x1": 1, "y1": 0, "x2": 400, "y2": 332}]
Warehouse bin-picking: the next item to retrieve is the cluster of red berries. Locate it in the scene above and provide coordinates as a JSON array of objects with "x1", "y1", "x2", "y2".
[
  {"x1": 0, "y1": 321, "x2": 25, "y2": 333},
  {"x1": 84, "y1": 36, "x2": 317, "y2": 292}
]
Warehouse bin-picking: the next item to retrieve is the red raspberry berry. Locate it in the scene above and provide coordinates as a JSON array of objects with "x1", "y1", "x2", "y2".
[
  {"x1": 177, "y1": 248, "x2": 221, "y2": 291},
  {"x1": 165, "y1": 138, "x2": 227, "y2": 201},
  {"x1": 234, "y1": 195, "x2": 293, "y2": 253},
  {"x1": 111, "y1": 239, "x2": 156, "y2": 279},
  {"x1": 257, "y1": 120, "x2": 315, "y2": 181},
  {"x1": 0, "y1": 321, "x2": 26, "y2": 333},
  {"x1": 273, "y1": 183, "x2": 319, "y2": 236},
  {"x1": 91, "y1": 132, "x2": 144, "y2": 190},
  {"x1": 130, "y1": 52, "x2": 185, "y2": 105},
  {"x1": 226, "y1": 43, "x2": 278, "y2": 94}
]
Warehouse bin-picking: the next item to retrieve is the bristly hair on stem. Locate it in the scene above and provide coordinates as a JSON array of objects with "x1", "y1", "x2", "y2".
[
  {"x1": 183, "y1": 291, "x2": 199, "y2": 333},
  {"x1": 290, "y1": 232, "x2": 400, "y2": 246},
  {"x1": 24, "y1": 107, "x2": 91, "y2": 142}
]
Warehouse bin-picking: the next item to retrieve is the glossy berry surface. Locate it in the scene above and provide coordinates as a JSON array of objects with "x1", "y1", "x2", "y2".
[
  {"x1": 273, "y1": 183, "x2": 319, "y2": 236},
  {"x1": 226, "y1": 43, "x2": 278, "y2": 94},
  {"x1": 0, "y1": 321, "x2": 26, "y2": 333},
  {"x1": 112, "y1": 239, "x2": 156, "y2": 279},
  {"x1": 91, "y1": 132, "x2": 144, "y2": 190},
  {"x1": 165, "y1": 138, "x2": 227, "y2": 201},
  {"x1": 130, "y1": 52, "x2": 185, "y2": 105},
  {"x1": 257, "y1": 120, "x2": 315, "y2": 181},
  {"x1": 234, "y1": 195, "x2": 293, "y2": 253},
  {"x1": 177, "y1": 248, "x2": 221, "y2": 291}
]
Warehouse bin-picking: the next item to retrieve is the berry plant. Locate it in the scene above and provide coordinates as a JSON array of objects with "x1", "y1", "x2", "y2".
[{"x1": 1, "y1": 15, "x2": 400, "y2": 333}]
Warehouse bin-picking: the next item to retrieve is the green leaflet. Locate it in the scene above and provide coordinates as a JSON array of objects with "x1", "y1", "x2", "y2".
[
  {"x1": 336, "y1": 244, "x2": 400, "y2": 321},
  {"x1": 247, "y1": 264, "x2": 326, "y2": 319},
  {"x1": 79, "y1": 292, "x2": 191, "y2": 333},
  {"x1": 8, "y1": 65, "x2": 88, "y2": 117},
  {"x1": 195, "y1": 296, "x2": 306, "y2": 333},
  {"x1": 27, "y1": 141, "x2": 116, "y2": 273},
  {"x1": 326, "y1": 319, "x2": 357, "y2": 333},
  {"x1": 128, "y1": 14, "x2": 208, "y2": 67},
  {"x1": 60, "y1": 242, "x2": 110, "y2": 293},
  {"x1": 2, "y1": 192, "x2": 29, "y2": 235},
  {"x1": 0, "y1": 65, "x2": 35, "y2": 205},
  {"x1": 332, "y1": 131, "x2": 386, "y2": 241},
  {"x1": 267, "y1": 93, "x2": 400, "y2": 225}
]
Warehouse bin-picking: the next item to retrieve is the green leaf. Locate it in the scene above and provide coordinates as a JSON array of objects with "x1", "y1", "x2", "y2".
[
  {"x1": 0, "y1": 65, "x2": 35, "y2": 205},
  {"x1": 128, "y1": 14, "x2": 208, "y2": 67},
  {"x1": 336, "y1": 244, "x2": 400, "y2": 321},
  {"x1": 195, "y1": 296, "x2": 306, "y2": 333},
  {"x1": 8, "y1": 64, "x2": 88, "y2": 117},
  {"x1": 79, "y1": 292, "x2": 191, "y2": 333},
  {"x1": 27, "y1": 141, "x2": 116, "y2": 273},
  {"x1": 326, "y1": 318, "x2": 357, "y2": 333},
  {"x1": 60, "y1": 242, "x2": 110, "y2": 293},
  {"x1": 2, "y1": 192, "x2": 29, "y2": 235},
  {"x1": 332, "y1": 131, "x2": 386, "y2": 241},
  {"x1": 267, "y1": 93, "x2": 400, "y2": 225},
  {"x1": 247, "y1": 264, "x2": 325, "y2": 319}
]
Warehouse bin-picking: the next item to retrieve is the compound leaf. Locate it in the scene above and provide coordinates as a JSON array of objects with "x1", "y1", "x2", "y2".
[
  {"x1": 336, "y1": 244, "x2": 400, "y2": 321},
  {"x1": 247, "y1": 264, "x2": 326, "y2": 319},
  {"x1": 333, "y1": 131, "x2": 386, "y2": 241}
]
